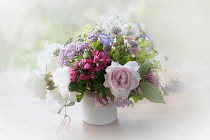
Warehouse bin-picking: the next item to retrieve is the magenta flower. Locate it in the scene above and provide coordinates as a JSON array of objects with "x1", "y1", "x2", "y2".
[
  {"x1": 84, "y1": 63, "x2": 92, "y2": 69},
  {"x1": 80, "y1": 74, "x2": 87, "y2": 80}
]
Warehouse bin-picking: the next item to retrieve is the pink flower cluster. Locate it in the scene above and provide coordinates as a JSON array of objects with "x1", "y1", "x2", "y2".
[{"x1": 68, "y1": 50, "x2": 111, "y2": 83}]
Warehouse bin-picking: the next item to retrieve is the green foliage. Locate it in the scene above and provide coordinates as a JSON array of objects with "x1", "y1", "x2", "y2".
[
  {"x1": 69, "y1": 80, "x2": 86, "y2": 93},
  {"x1": 135, "y1": 38, "x2": 158, "y2": 64},
  {"x1": 119, "y1": 55, "x2": 132, "y2": 65},
  {"x1": 76, "y1": 94, "x2": 83, "y2": 102},
  {"x1": 116, "y1": 36, "x2": 124, "y2": 46},
  {"x1": 45, "y1": 73, "x2": 56, "y2": 90},
  {"x1": 138, "y1": 59, "x2": 150, "y2": 77},
  {"x1": 131, "y1": 90, "x2": 144, "y2": 103},
  {"x1": 140, "y1": 82, "x2": 165, "y2": 104},
  {"x1": 65, "y1": 101, "x2": 75, "y2": 107},
  {"x1": 91, "y1": 40, "x2": 103, "y2": 51}
]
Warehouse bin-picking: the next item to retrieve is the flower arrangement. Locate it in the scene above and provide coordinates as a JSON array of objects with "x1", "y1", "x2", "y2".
[{"x1": 25, "y1": 13, "x2": 183, "y2": 124}]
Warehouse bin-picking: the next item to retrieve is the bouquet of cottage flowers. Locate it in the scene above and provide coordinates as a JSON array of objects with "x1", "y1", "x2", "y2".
[{"x1": 25, "y1": 13, "x2": 183, "y2": 116}]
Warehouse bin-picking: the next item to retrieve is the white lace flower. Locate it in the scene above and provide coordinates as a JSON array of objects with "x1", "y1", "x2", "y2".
[
  {"x1": 122, "y1": 23, "x2": 140, "y2": 37},
  {"x1": 102, "y1": 12, "x2": 124, "y2": 34},
  {"x1": 52, "y1": 66, "x2": 79, "y2": 102},
  {"x1": 24, "y1": 70, "x2": 47, "y2": 100},
  {"x1": 37, "y1": 43, "x2": 63, "y2": 73}
]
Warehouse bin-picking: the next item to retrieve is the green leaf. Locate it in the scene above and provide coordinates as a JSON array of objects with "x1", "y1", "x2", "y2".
[
  {"x1": 47, "y1": 86, "x2": 56, "y2": 90},
  {"x1": 76, "y1": 94, "x2": 83, "y2": 102},
  {"x1": 65, "y1": 101, "x2": 75, "y2": 107},
  {"x1": 140, "y1": 82, "x2": 166, "y2": 104},
  {"x1": 119, "y1": 56, "x2": 131, "y2": 65},
  {"x1": 132, "y1": 90, "x2": 144, "y2": 103},
  {"x1": 69, "y1": 82, "x2": 79, "y2": 92},
  {"x1": 139, "y1": 59, "x2": 150, "y2": 77}
]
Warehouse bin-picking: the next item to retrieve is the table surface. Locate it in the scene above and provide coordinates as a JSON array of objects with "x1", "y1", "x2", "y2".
[{"x1": 0, "y1": 66, "x2": 210, "y2": 140}]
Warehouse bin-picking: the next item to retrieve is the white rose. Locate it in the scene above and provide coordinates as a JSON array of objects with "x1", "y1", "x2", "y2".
[
  {"x1": 52, "y1": 66, "x2": 79, "y2": 102},
  {"x1": 103, "y1": 61, "x2": 141, "y2": 99},
  {"x1": 37, "y1": 43, "x2": 63, "y2": 73},
  {"x1": 48, "y1": 89, "x2": 66, "y2": 106},
  {"x1": 24, "y1": 70, "x2": 47, "y2": 100}
]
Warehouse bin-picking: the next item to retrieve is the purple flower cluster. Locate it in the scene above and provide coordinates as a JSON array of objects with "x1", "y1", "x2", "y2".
[
  {"x1": 58, "y1": 42, "x2": 91, "y2": 67},
  {"x1": 112, "y1": 99, "x2": 131, "y2": 108},
  {"x1": 86, "y1": 33, "x2": 98, "y2": 43},
  {"x1": 143, "y1": 70, "x2": 158, "y2": 86},
  {"x1": 95, "y1": 94, "x2": 131, "y2": 108}
]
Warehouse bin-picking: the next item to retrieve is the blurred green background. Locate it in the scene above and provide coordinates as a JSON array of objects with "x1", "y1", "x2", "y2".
[{"x1": 0, "y1": 0, "x2": 209, "y2": 70}]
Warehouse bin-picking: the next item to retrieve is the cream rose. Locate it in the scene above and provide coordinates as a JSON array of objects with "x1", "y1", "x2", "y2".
[
  {"x1": 37, "y1": 43, "x2": 63, "y2": 73},
  {"x1": 52, "y1": 66, "x2": 79, "y2": 102},
  {"x1": 103, "y1": 61, "x2": 141, "y2": 99}
]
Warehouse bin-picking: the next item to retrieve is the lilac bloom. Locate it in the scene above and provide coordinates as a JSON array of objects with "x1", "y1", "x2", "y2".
[
  {"x1": 140, "y1": 35, "x2": 153, "y2": 42},
  {"x1": 98, "y1": 33, "x2": 114, "y2": 45},
  {"x1": 136, "y1": 23, "x2": 142, "y2": 28}
]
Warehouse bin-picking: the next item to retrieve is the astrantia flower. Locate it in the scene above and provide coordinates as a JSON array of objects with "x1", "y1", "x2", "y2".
[
  {"x1": 37, "y1": 43, "x2": 63, "y2": 73},
  {"x1": 24, "y1": 70, "x2": 47, "y2": 100},
  {"x1": 104, "y1": 61, "x2": 141, "y2": 99},
  {"x1": 127, "y1": 40, "x2": 139, "y2": 48},
  {"x1": 126, "y1": 40, "x2": 140, "y2": 57},
  {"x1": 52, "y1": 66, "x2": 79, "y2": 101},
  {"x1": 99, "y1": 33, "x2": 114, "y2": 45},
  {"x1": 110, "y1": 26, "x2": 122, "y2": 35},
  {"x1": 103, "y1": 45, "x2": 111, "y2": 53}
]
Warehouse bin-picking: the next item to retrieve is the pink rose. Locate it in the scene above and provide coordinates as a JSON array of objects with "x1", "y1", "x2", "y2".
[{"x1": 103, "y1": 61, "x2": 141, "y2": 99}]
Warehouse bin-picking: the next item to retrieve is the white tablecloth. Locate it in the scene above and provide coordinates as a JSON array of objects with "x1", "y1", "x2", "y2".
[{"x1": 0, "y1": 66, "x2": 210, "y2": 140}]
